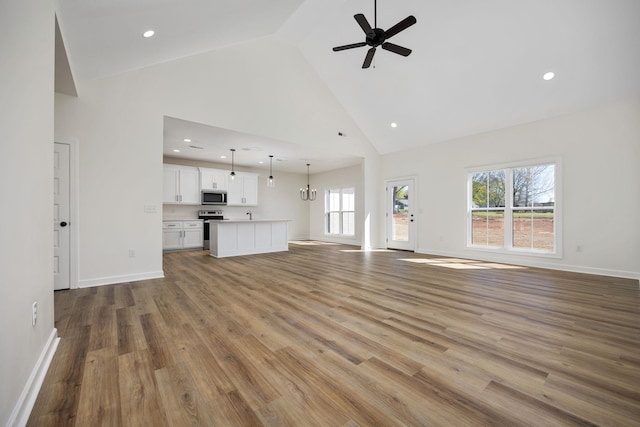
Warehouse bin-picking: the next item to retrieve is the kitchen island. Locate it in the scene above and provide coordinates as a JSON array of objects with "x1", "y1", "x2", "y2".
[{"x1": 207, "y1": 219, "x2": 290, "y2": 258}]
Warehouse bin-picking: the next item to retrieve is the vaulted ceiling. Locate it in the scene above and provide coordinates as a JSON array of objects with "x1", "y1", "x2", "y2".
[{"x1": 56, "y1": 0, "x2": 640, "y2": 160}]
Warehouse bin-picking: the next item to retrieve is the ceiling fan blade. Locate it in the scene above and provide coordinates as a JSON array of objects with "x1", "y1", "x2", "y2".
[
  {"x1": 385, "y1": 15, "x2": 417, "y2": 39},
  {"x1": 381, "y1": 42, "x2": 412, "y2": 57},
  {"x1": 333, "y1": 42, "x2": 367, "y2": 52},
  {"x1": 362, "y1": 47, "x2": 376, "y2": 69},
  {"x1": 354, "y1": 13, "x2": 373, "y2": 35}
]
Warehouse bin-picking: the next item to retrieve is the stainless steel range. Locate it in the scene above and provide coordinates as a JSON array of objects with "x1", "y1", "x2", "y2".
[{"x1": 198, "y1": 210, "x2": 224, "y2": 250}]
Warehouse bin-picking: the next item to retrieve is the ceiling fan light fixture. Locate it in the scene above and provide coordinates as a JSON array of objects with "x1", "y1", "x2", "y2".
[{"x1": 332, "y1": 0, "x2": 417, "y2": 69}]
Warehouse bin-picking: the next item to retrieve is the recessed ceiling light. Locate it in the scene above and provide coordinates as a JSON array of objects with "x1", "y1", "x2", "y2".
[
  {"x1": 183, "y1": 138, "x2": 191, "y2": 142},
  {"x1": 391, "y1": 122, "x2": 398, "y2": 128},
  {"x1": 173, "y1": 149, "x2": 180, "y2": 153},
  {"x1": 143, "y1": 30, "x2": 155, "y2": 38},
  {"x1": 543, "y1": 71, "x2": 555, "y2": 81},
  {"x1": 258, "y1": 161, "x2": 264, "y2": 164},
  {"x1": 220, "y1": 155, "x2": 227, "y2": 159}
]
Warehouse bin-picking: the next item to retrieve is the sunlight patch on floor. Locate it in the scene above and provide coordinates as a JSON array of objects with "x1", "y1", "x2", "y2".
[
  {"x1": 340, "y1": 249, "x2": 396, "y2": 253},
  {"x1": 399, "y1": 257, "x2": 527, "y2": 270}
]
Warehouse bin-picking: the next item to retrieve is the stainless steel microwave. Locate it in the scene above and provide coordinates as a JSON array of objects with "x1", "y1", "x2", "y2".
[{"x1": 201, "y1": 190, "x2": 227, "y2": 205}]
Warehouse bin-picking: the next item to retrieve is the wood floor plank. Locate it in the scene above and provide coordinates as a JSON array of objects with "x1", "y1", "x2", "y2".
[
  {"x1": 154, "y1": 363, "x2": 215, "y2": 426},
  {"x1": 118, "y1": 349, "x2": 168, "y2": 426},
  {"x1": 26, "y1": 326, "x2": 91, "y2": 427},
  {"x1": 483, "y1": 380, "x2": 598, "y2": 426},
  {"x1": 115, "y1": 306, "x2": 147, "y2": 356},
  {"x1": 74, "y1": 346, "x2": 122, "y2": 426},
  {"x1": 203, "y1": 324, "x2": 282, "y2": 411},
  {"x1": 28, "y1": 244, "x2": 640, "y2": 426}
]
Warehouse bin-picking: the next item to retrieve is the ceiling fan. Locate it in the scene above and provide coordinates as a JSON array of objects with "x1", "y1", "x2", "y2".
[{"x1": 332, "y1": 0, "x2": 417, "y2": 69}]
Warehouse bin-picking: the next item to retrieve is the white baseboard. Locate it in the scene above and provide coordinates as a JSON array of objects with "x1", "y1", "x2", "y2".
[
  {"x1": 77, "y1": 271, "x2": 164, "y2": 288},
  {"x1": 308, "y1": 235, "x2": 361, "y2": 246},
  {"x1": 288, "y1": 235, "x2": 310, "y2": 241},
  {"x1": 416, "y1": 248, "x2": 640, "y2": 284},
  {"x1": 7, "y1": 329, "x2": 59, "y2": 427}
]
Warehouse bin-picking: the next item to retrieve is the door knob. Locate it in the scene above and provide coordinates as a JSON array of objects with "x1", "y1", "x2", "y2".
[{"x1": 60, "y1": 221, "x2": 68, "y2": 227}]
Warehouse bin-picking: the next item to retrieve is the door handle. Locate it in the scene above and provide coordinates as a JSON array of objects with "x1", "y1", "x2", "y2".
[{"x1": 60, "y1": 221, "x2": 68, "y2": 227}]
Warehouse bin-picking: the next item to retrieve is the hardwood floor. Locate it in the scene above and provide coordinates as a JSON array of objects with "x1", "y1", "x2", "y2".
[{"x1": 28, "y1": 243, "x2": 640, "y2": 426}]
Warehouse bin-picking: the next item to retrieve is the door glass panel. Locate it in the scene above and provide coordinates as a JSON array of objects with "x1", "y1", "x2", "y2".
[{"x1": 392, "y1": 185, "x2": 409, "y2": 242}]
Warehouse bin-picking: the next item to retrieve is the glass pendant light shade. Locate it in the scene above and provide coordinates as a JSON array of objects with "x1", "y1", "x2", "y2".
[
  {"x1": 229, "y1": 148, "x2": 236, "y2": 181},
  {"x1": 267, "y1": 155, "x2": 275, "y2": 188},
  {"x1": 300, "y1": 163, "x2": 316, "y2": 201}
]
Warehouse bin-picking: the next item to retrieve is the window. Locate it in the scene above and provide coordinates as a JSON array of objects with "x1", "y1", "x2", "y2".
[
  {"x1": 326, "y1": 188, "x2": 355, "y2": 236},
  {"x1": 469, "y1": 162, "x2": 557, "y2": 254}
]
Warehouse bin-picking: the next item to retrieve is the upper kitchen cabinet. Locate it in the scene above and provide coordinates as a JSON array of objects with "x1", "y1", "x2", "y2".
[
  {"x1": 227, "y1": 172, "x2": 258, "y2": 206},
  {"x1": 199, "y1": 167, "x2": 229, "y2": 191},
  {"x1": 163, "y1": 164, "x2": 200, "y2": 204}
]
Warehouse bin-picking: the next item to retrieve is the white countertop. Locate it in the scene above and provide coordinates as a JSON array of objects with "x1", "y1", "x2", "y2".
[{"x1": 207, "y1": 219, "x2": 291, "y2": 223}]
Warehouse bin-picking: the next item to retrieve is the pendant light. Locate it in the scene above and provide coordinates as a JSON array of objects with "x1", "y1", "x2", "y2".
[
  {"x1": 300, "y1": 163, "x2": 316, "y2": 201},
  {"x1": 267, "y1": 155, "x2": 275, "y2": 188},
  {"x1": 229, "y1": 148, "x2": 236, "y2": 181}
]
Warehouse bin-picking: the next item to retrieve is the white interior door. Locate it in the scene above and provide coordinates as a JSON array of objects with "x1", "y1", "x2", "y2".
[
  {"x1": 54, "y1": 142, "x2": 70, "y2": 290},
  {"x1": 386, "y1": 178, "x2": 416, "y2": 251}
]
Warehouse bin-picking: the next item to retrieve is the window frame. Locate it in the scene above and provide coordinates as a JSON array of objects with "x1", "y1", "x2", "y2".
[
  {"x1": 325, "y1": 187, "x2": 356, "y2": 237},
  {"x1": 466, "y1": 157, "x2": 562, "y2": 258}
]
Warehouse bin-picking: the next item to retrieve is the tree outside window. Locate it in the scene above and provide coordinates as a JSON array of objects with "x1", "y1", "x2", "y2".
[
  {"x1": 471, "y1": 170, "x2": 505, "y2": 247},
  {"x1": 470, "y1": 163, "x2": 556, "y2": 253}
]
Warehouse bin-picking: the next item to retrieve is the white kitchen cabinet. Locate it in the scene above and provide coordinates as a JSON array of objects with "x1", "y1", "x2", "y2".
[
  {"x1": 227, "y1": 172, "x2": 258, "y2": 206},
  {"x1": 163, "y1": 220, "x2": 203, "y2": 250},
  {"x1": 162, "y1": 223, "x2": 183, "y2": 250},
  {"x1": 199, "y1": 167, "x2": 229, "y2": 191},
  {"x1": 182, "y1": 221, "x2": 204, "y2": 248},
  {"x1": 163, "y1": 165, "x2": 200, "y2": 204}
]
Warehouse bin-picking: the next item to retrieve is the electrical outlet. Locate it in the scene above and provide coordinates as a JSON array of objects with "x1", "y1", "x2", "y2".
[
  {"x1": 576, "y1": 245, "x2": 583, "y2": 253},
  {"x1": 129, "y1": 248, "x2": 136, "y2": 258},
  {"x1": 32, "y1": 302, "x2": 37, "y2": 327}
]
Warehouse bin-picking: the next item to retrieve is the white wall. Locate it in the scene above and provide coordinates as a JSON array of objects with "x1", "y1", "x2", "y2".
[
  {"x1": 55, "y1": 35, "x2": 381, "y2": 287},
  {"x1": 163, "y1": 157, "x2": 310, "y2": 240},
  {"x1": 381, "y1": 97, "x2": 640, "y2": 280},
  {"x1": 0, "y1": 1, "x2": 58, "y2": 425},
  {"x1": 309, "y1": 164, "x2": 364, "y2": 245}
]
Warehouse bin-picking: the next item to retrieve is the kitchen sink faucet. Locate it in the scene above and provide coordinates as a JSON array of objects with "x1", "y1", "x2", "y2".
[{"x1": 246, "y1": 211, "x2": 252, "y2": 220}]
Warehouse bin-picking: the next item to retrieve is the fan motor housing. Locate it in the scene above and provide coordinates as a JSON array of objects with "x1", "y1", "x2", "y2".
[{"x1": 366, "y1": 28, "x2": 387, "y2": 47}]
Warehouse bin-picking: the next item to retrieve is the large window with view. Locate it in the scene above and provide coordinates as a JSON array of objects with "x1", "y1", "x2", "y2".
[
  {"x1": 326, "y1": 188, "x2": 355, "y2": 236},
  {"x1": 469, "y1": 163, "x2": 557, "y2": 254}
]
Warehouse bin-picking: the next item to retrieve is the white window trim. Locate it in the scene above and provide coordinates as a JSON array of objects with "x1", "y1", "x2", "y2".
[
  {"x1": 466, "y1": 157, "x2": 563, "y2": 259},
  {"x1": 325, "y1": 187, "x2": 356, "y2": 237}
]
